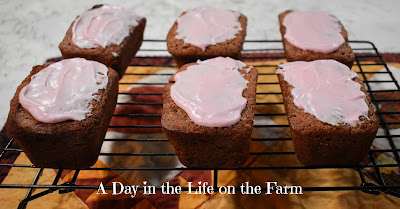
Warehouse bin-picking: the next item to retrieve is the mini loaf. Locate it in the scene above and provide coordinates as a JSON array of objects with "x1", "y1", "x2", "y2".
[
  {"x1": 167, "y1": 6, "x2": 247, "y2": 68},
  {"x1": 161, "y1": 57, "x2": 258, "y2": 168},
  {"x1": 6, "y1": 58, "x2": 119, "y2": 169},
  {"x1": 277, "y1": 60, "x2": 378, "y2": 166},
  {"x1": 278, "y1": 10, "x2": 355, "y2": 68},
  {"x1": 59, "y1": 4, "x2": 146, "y2": 79}
]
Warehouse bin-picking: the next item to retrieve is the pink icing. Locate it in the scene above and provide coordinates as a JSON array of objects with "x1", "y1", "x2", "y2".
[
  {"x1": 170, "y1": 57, "x2": 249, "y2": 127},
  {"x1": 72, "y1": 5, "x2": 141, "y2": 48},
  {"x1": 19, "y1": 58, "x2": 109, "y2": 123},
  {"x1": 175, "y1": 6, "x2": 242, "y2": 51},
  {"x1": 283, "y1": 11, "x2": 345, "y2": 53},
  {"x1": 277, "y1": 60, "x2": 369, "y2": 126}
]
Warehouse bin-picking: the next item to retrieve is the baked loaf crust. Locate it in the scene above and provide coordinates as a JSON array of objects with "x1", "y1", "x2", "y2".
[
  {"x1": 161, "y1": 62, "x2": 258, "y2": 168},
  {"x1": 59, "y1": 5, "x2": 146, "y2": 79},
  {"x1": 6, "y1": 62, "x2": 119, "y2": 169},
  {"x1": 277, "y1": 66, "x2": 379, "y2": 166},
  {"x1": 166, "y1": 12, "x2": 247, "y2": 68},
  {"x1": 278, "y1": 10, "x2": 355, "y2": 68}
]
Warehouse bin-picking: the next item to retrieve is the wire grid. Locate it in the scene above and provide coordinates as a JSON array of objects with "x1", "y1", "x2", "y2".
[{"x1": 0, "y1": 40, "x2": 400, "y2": 208}]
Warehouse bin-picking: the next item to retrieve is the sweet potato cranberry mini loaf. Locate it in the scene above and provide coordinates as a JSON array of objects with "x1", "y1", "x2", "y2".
[
  {"x1": 278, "y1": 10, "x2": 355, "y2": 68},
  {"x1": 59, "y1": 4, "x2": 146, "y2": 79},
  {"x1": 7, "y1": 58, "x2": 119, "y2": 169},
  {"x1": 276, "y1": 60, "x2": 378, "y2": 166},
  {"x1": 167, "y1": 6, "x2": 247, "y2": 67},
  {"x1": 162, "y1": 57, "x2": 258, "y2": 168}
]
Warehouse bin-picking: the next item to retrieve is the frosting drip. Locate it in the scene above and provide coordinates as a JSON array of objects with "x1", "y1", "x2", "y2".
[
  {"x1": 277, "y1": 60, "x2": 369, "y2": 126},
  {"x1": 175, "y1": 6, "x2": 242, "y2": 51},
  {"x1": 19, "y1": 58, "x2": 109, "y2": 123},
  {"x1": 283, "y1": 11, "x2": 345, "y2": 53},
  {"x1": 72, "y1": 5, "x2": 141, "y2": 48},
  {"x1": 171, "y1": 57, "x2": 249, "y2": 127}
]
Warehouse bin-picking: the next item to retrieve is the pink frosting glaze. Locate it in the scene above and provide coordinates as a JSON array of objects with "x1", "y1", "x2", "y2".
[
  {"x1": 276, "y1": 60, "x2": 369, "y2": 126},
  {"x1": 19, "y1": 58, "x2": 109, "y2": 123},
  {"x1": 72, "y1": 5, "x2": 141, "y2": 48},
  {"x1": 171, "y1": 57, "x2": 249, "y2": 127},
  {"x1": 175, "y1": 6, "x2": 242, "y2": 51},
  {"x1": 283, "y1": 11, "x2": 345, "y2": 53}
]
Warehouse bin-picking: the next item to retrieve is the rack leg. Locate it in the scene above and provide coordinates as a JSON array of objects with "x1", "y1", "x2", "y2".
[
  {"x1": 213, "y1": 169, "x2": 218, "y2": 192},
  {"x1": 18, "y1": 168, "x2": 43, "y2": 209}
]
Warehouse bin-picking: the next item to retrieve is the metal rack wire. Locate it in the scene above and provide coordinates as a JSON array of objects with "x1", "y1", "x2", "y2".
[{"x1": 0, "y1": 40, "x2": 400, "y2": 208}]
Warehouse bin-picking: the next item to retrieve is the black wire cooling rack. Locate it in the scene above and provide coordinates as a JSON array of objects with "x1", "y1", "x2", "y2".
[{"x1": 1, "y1": 40, "x2": 400, "y2": 208}]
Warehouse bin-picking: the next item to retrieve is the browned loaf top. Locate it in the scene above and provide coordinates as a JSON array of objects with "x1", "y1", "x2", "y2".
[
  {"x1": 166, "y1": 12, "x2": 247, "y2": 67},
  {"x1": 278, "y1": 10, "x2": 355, "y2": 68},
  {"x1": 6, "y1": 62, "x2": 119, "y2": 169},
  {"x1": 59, "y1": 5, "x2": 146, "y2": 79},
  {"x1": 277, "y1": 67, "x2": 379, "y2": 166},
  {"x1": 161, "y1": 62, "x2": 258, "y2": 168}
]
